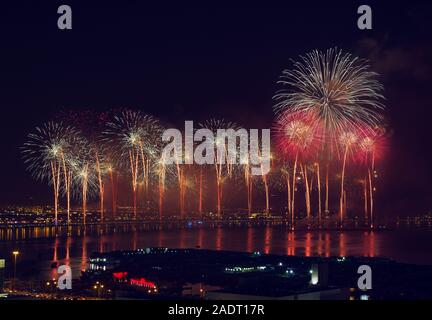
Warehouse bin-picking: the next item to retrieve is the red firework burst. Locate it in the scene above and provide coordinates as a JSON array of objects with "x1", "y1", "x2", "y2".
[{"x1": 274, "y1": 110, "x2": 322, "y2": 161}]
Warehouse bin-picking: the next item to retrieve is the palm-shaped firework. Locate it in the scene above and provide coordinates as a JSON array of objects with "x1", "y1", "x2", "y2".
[
  {"x1": 103, "y1": 109, "x2": 163, "y2": 217},
  {"x1": 199, "y1": 119, "x2": 240, "y2": 217},
  {"x1": 274, "y1": 48, "x2": 385, "y2": 227},
  {"x1": 22, "y1": 121, "x2": 84, "y2": 224},
  {"x1": 274, "y1": 47, "x2": 384, "y2": 152}
]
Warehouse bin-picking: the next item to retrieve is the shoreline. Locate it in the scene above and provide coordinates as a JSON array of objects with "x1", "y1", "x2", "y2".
[{"x1": 0, "y1": 218, "x2": 393, "y2": 232}]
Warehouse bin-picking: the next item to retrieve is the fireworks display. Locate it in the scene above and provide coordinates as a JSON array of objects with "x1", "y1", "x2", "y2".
[
  {"x1": 21, "y1": 48, "x2": 386, "y2": 229},
  {"x1": 199, "y1": 119, "x2": 241, "y2": 217},
  {"x1": 273, "y1": 48, "x2": 386, "y2": 228},
  {"x1": 274, "y1": 48, "x2": 384, "y2": 143},
  {"x1": 22, "y1": 122, "x2": 86, "y2": 224},
  {"x1": 103, "y1": 110, "x2": 164, "y2": 217}
]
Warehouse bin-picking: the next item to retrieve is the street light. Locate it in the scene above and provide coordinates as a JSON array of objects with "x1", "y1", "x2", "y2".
[
  {"x1": 93, "y1": 282, "x2": 104, "y2": 298},
  {"x1": 12, "y1": 251, "x2": 19, "y2": 290}
]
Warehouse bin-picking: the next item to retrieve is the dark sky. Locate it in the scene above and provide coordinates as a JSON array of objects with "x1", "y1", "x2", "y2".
[{"x1": 0, "y1": 1, "x2": 431, "y2": 216}]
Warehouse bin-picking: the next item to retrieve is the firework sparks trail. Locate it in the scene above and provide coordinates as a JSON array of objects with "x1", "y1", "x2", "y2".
[
  {"x1": 94, "y1": 151, "x2": 106, "y2": 220},
  {"x1": 215, "y1": 134, "x2": 226, "y2": 217},
  {"x1": 50, "y1": 160, "x2": 61, "y2": 223},
  {"x1": 248, "y1": 175, "x2": 253, "y2": 216},
  {"x1": 61, "y1": 155, "x2": 72, "y2": 224},
  {"x1": 66, "y1": 135, "x2": 93, "y2": 223},
  {"x1": 129, "y1": 147, "x2": 139, "y2": 216},
  {"x1": 196, "y1": 166, "x2": 204, "y2": 215},
  {"x1": 359, "y1": 128, "x2": 386, "y2": 228},
  {"x1": 258, "y1": 152, "x2": 271, "y2": 216},
  {"x1": 70, "y1": 137, "x2": 98, "y2": 225},
  {"x1": 247, "y1": 126, "x2": 272, "y2": 216},
  {"x1": 22, "y1": 122, "x2": 84, "y2": 224},
  {"x1": 199, "y1": 167, "x2": 203, "y2": 214},
  {"x1": 58, "y1": 110, "x2": 109, "y2": 222},
  {"x1": 55, "y1": 110, "x2": 108, "y2": 223},
  {"x1": 262, "y1": 170, "x2": 270, "y2": 216},
  {"x1": 215, "y1": 163, "x2": 223, "y2": 217},
  {"x1": 291, "y1": 153, "x2": 298, "y2": 227},
  {"x1": 104, "y1": 110, "x2": 162, "y2": 218},
  {"x1": 301, "y1": 163, "x2": 311, "y2": 219},
  {"x1": 139, "y1": 117, "x2": 164, "y2": 212},
  {"x1": 275, "y1": 112, "x2": 319, "y2": 228},
  {"x1": 80, "y1": 164, "x2": 89, "y2": 223},
  {"x1": 107, "y1": 165, "x2": 117, "y2": 215},
  {"x1": 192, "y1": 166, "x2": 203, "y2": 216},
  {"x1": 173, "y1": 149, "x2": 186, "y2": 218},
  {"x1": 139, "y1": 142, "x2": 149, "y2": 196},
  {"x1": 243, "y1": 159, "x2": 253, "y2": 216},
  {"x1": 157, "y1": 154, "x2": 167, "y2": 219},
  {"x1": 200, "y1": 119, "x2": 240, "y2": 218},
  {"x1": 282, "y1": 167, "x2": 292, "y2": 220},
  {"x1": 315, "y1": 162, "x2": 322, "y2": 225},
  {"x1": 59, "y1": 133, "x2": 86, "y2": 224},
  {"x1": 368, "y1": 169, "x2": 373, "y2": 228},
  {"x1": 176, "y1": 162, "x2": 186, "y2": 217},
  {"x1": 156, "y1": 150, "x2": 176, "y2": 219},
  {"x1": 363, "y1": 177, "x2": 368, "y2": 222},
  {"x1": 338, "y1": 131, "x2": 358, "y2": 225}
]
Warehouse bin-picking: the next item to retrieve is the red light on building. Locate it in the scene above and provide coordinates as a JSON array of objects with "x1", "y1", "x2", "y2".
[
  {"x1": 113, "y1": 272, "x2": 128, "y2": 280},
  {"x1": 130, "y1": 277, "x2": 156, "y2": 288}
]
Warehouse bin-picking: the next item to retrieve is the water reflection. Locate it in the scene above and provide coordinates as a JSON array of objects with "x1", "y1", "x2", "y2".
[
  {"x1": 305, "y1": 232, "x2": 311, "y2": 257},
  {"x1": 215, "y1": 226, "x2": 222, "y2": 250},
  {"x1": 1, "y1": 224, "x2": 432, "y2": 280},
  {"x1": 363, "y1": 231, "x2": 375, "y2": 258},
  {"x1": 81, "y1": 236, "x2": 87, "y2": 272},
  {"x1": 325, "y1": 233, "x2": 330, "y2": 257},
  {"x1": 247, "y1": 227, "x2": 254, "y2": 253},
  {"x1": 286, "y1": 232, "x2": 295, "y2": 256},
  {"x1": 65, "y1": 236, "x2": 71, "y2": 263},
  {"x1": 339, "y1": 233, "x2": 346, "y2": 257},
  {"x1": 264, "y1": 226, "x2": 271, "y2": 254}
]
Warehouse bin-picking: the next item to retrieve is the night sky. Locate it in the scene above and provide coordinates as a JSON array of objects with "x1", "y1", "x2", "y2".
[{"x1": 0, "y1": 1, "x2": 431, "y2": 216}]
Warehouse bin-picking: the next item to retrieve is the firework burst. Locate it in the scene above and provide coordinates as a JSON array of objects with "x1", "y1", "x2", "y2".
[
  {"x1": 22, "y1": 122, "x2": 84, "y2": 223},
  {"x1": 358, "y1": 126, "x2": 388, "y2": 228},
  {"x1": 199, "y1": 119, "x2": 241, "y2": 217},
  {"x1": 274, "y1": 47, "x2": 384, "y2": 153},
  {"x1": 103, "y1": 109, "x2": 163, "y2": 217},
  {"x1": 274, "y1": 111, "x2": 321, "y2": 226}
]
